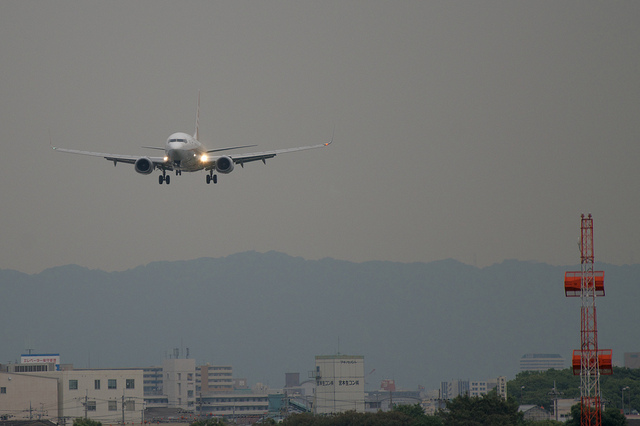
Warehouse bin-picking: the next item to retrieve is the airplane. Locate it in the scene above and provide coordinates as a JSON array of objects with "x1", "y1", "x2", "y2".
[{"x1": 51, "y1": 94, "x2": 333, "y2": 185}]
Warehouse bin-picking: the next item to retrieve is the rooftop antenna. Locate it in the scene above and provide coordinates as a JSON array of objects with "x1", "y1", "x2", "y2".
[{"x1": 24, "y1": 338, "x2": 34, "y2": 355}]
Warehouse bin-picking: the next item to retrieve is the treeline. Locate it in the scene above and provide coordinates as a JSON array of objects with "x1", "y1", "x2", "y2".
[
  {"x1": 190, "y1": 394, "x2": 538, "y2": 426},
  {"x1": 509, "y1": 366, "x2": 640, "y2": 413}
]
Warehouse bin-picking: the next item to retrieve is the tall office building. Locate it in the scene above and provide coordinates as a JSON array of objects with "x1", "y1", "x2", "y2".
[{"x1": 519, "y1": 353, "x2": 565, "y2": 372}]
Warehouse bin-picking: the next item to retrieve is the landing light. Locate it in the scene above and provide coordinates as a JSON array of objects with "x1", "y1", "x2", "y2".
[
  {"x1": 201, "y1": 154, "x2": 208, "y2": 162},
  {"x1": 163, "y1": 156, "x2": 169, "y2": 162}
]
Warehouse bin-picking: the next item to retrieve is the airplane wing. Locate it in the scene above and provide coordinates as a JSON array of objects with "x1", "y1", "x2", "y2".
[
  {"x1": 228, "y1": 139, "x2": 333, "y2": 167},
  {"x1": 51, "y1": 146, "x2": 170, "y2": 169}
]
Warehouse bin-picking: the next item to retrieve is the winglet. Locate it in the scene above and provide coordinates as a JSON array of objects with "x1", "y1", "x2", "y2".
[
  {"x1": 325, "y1": 125, "x2": 335, "y2": 146},
  {"x1": 49, "y1": 129, "x2": 57, "y2": 150}
]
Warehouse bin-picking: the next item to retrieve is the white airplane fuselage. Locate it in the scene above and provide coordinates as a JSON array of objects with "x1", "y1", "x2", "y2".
[{"x1": 165, "y1": 132, "x2": 207, "y2": 172}]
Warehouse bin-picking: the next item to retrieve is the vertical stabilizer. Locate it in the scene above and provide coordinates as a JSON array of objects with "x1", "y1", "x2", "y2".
[{"x1": 194, "y1": 90, "x2": 200, "y2": 141}]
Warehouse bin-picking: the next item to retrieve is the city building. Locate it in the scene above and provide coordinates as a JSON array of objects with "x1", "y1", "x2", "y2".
[
  {"x1": 49, "y1": 368, "x2": 144, "y2": 425},
  {"x1": 197, "y1": 393, "x2": 269, "y2": 420},
  {"x1": 625, "y1": 352, "x2": 640, "y2": 369},
  {"x1": 440, "y1": 377, "x2": 505, "y2": 400},
  {"x1": 0, "y1": 371, "x2": 59, "y2": 421},
  {"x1": 282, "y1": 372, "x2": 315, "y2": 405},
  {"x1": 496, "y1": 376, "x2": 507, "y2": 399},
  {"x1": 197, "y1": 364, "x2": 233, "y2": 393},
  {"x1": 365, "y1": 389, "x2": 422, "y2": 412},
  {"x1": 314, "y1": 354, "x2": 365, "y2": 414},
  {"x1": 519, "y1": 353, "x2": 565, "y2": 372},
  {"x1": 469, "y1": 380, "x2": 488, "y2": 397},
  {"x1": 519, "y1": 405, "x2": 551, "y2": 421},
  {"x1": 555, "y1": 398, "x2": 579, "y2": 422},
  {"x1": 162, "y1": 358, "x2": 196, "y2": 411},
  {"x1": 143, "y1": 366, "x2": 163, "y2": 396},
  {"x1": 441, "y1": 380, "x2": 469, "y2": 400},
  {"x1": 1, "y1": 357, "x2": 144, "y2": 425}
]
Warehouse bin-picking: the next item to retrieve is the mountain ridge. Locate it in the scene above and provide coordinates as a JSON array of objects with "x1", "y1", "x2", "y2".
[{"x1": 1, "y1": 251, "x2": 636, "y2": 390}]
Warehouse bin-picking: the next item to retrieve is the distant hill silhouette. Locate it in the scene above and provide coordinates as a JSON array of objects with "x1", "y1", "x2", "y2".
[{"x1": 1, "y1": 251, "x2": 637, "y2": 390}]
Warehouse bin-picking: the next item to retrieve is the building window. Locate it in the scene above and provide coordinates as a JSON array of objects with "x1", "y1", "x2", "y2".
[
  {"x1": 0, "y1": 387, "x2": 6, "y2": 394},
  {"x1": 108, "y1": 379, "x2": 117, "y2": 389},
  {"x1": 126, "y1": 379, "x2": 135, "y2": 389},
  {"x1": 125, "y1": 400, "x2": 135, "y2": 411},
  {"x1": 95, "y1": 379, "x2": 101, "y2": 390},
  {"x1": 69, "y1": 380, "x2": 78, "y2": 390},
  {"x1": 87, "y1": 401, "x2": 96, "y2": 411},
  {"x1": 108, "y1": 400, "x2": 118, "y2": 411}
]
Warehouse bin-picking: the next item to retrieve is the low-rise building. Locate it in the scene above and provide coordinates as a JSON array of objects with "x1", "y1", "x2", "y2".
[
  {"x1": 0, "y1": 372, "x2": 59, "y2": 421},
  {"x1": 197, "y1": 393, "x2": 269, "y2": 419},
  {"x1": 43, "y1": 368, "x2": 144, "y2": 425},
  {"x1": 1, "y1": 362, "x2": 143, "y2": 425}
]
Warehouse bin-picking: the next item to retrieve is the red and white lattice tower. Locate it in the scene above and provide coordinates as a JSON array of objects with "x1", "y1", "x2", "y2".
[{"x1": 564, "y1": 214, "x2": 612, "y2": 426}]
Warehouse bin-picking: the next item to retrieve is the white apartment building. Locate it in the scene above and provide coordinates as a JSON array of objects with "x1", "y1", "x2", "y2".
[{"x1": 314, "y1": 354, "x2": 365, "y2": 414}]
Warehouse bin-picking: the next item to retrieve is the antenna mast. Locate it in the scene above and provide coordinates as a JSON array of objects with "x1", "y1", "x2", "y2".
[{"x1": 564, "y1": 214, "x2": 612, "y2": 426}]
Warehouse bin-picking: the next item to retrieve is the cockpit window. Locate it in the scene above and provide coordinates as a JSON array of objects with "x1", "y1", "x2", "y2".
[{"x1": 169, "y1": 139, "x2": 187, "y2": 143}]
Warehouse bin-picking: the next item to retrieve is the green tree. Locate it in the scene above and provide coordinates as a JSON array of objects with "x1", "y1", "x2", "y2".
[
  {"x1": 73, "y1": 419, "x2": 102, "y2": 426},
  {"x1": 438, "y1": 393, "x2": 523, "y2": 426},
  {"x1": 282, "y1": 409, "x2": 443, "y2": 426},
  {"x1": 509, "y1": 367, "x2": 640, "y2": 414},
  {"x1": 509, "y1": 369, "x2": 579, "y2": 409},
  {"x1": 393, "y1": 403, "x2": 444, "y2": 426},
  {"x1": 190, "y1": 418, "x2": 228, "y2": 426}
]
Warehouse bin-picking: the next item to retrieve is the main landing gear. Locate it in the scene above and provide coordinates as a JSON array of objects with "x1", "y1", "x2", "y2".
[
  {"x1": 206, "y1": 171, "x2": 218, "y2": 185},
  {"x1": 159, "y1": 171, "x2": 170, "y2": 185}
]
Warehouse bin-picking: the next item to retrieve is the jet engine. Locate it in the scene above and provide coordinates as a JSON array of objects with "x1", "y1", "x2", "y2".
[
  {"x1": 215, "y1": 156, "x2": 235, "y2": 174},
  {"x1": 134, "y1": 157, "x2": 154, "y2": 175}
]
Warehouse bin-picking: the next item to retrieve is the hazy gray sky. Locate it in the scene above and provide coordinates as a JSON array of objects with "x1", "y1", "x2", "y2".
[{"x1": 1, "y1": 1, "x2": 639, "y2": 274}]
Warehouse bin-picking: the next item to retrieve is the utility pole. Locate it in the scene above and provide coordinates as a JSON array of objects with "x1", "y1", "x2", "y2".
[{"x1": 548, "y1": 381, "x2": 563, "y2": 422}]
